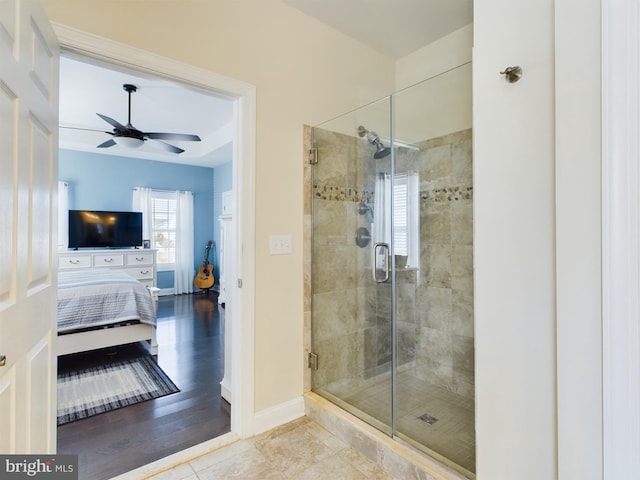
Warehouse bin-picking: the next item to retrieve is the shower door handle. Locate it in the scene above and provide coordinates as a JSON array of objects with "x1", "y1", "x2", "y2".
[{"x1": 372, "y1": 242, "x2": 390, "y2": 283}]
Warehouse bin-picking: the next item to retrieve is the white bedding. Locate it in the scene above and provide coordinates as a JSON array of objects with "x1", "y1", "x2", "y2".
[{"x1": 57, "y1": 269, "x2": 156, "y2": 333}]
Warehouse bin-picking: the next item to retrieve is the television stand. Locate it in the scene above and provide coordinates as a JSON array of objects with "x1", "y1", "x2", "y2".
[{"x1": 58, "y1": 248, "x2": 157, "y2": 287}]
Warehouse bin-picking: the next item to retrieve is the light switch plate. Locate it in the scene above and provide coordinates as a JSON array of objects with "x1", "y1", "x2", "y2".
[{"x1": 269, "y1": 235, "x2": 293, "y2": 255}]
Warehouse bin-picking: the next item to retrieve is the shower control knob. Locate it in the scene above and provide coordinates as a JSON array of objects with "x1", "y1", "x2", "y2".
[{"x1": 355, "y1": 227, "x2": 371, "y2": 248}]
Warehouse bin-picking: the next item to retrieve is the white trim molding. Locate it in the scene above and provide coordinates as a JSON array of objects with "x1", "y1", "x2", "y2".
[
  {"x1": 52, "y1": 23, "x2": 257, "y2": 438},
  {"x1": 253, "y1": 397, "x2": 305, "y2": 436},
  {"x1": 602, "y1": 0, "x2": 640, "y2": 478},
  {"x1": 554, "y1": 0, "x2": 603, "y2": 477}
]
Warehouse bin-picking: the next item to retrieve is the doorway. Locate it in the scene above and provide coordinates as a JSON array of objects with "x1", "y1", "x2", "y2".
[{"x1": 54, "y1": 23, "x2": 256, "y2": 474}]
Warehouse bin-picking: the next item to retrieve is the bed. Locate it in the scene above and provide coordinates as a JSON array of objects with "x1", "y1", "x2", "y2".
[{"x1": 57, "y1": 269, "x2": 158, "y2": 356}]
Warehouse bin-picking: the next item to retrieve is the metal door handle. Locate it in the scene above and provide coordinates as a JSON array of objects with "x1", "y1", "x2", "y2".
[
  {"x1": 372, "y1": 242, "x2": 390, "y2": 283},
  {"x1": 0, "y1": 355, "x2": 6, "y2": 367}
]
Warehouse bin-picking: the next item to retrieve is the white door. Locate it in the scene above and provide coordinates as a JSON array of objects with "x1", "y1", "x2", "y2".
[{"x1": 0, "y1": 0, "x2": 59, "y2": 454}]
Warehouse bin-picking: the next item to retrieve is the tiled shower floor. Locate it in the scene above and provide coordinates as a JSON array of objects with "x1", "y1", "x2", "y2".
[{"x1": 338, "y1": 370, "x2": 475, "y2": 475}]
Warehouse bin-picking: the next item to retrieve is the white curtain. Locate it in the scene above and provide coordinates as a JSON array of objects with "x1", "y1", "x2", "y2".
[
  {"x1": 373, "y1": 173, "x2": 391, "y2": 272},
  {"x1": 373, "y1": 172, "x2": 420, "y2": 268},
  {"x1": 175, "y1": 190, "x2": 195, "y2": 294},
  {"x1": 132, "y1": 187, "x2": 194, "y2": 295},
  {"x1": 403, "y1": 172, "x2": 420, "y2": 268},
  {"x1": 373, "y1": 173, "x2": 391, "y2": 245},
  {"x1": 58, "y1": 181, "x2": 69, "y2": 248},
  {"x1": 131, "y1": 187, "x2": 153, "y2": 242}
]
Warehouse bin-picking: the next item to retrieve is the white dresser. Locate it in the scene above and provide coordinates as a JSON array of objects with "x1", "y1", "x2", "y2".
[{"x1": 58, "y1": 249, "x2": 157, "y2": 287}]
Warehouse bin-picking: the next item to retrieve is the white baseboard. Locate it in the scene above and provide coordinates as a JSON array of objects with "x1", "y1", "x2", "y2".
[
  {"x1": 253, "y1": 396, "x2": 305, "y2": 435},
  {"x1": 220, "y1": 378, "x2": 232, "y2": 403}
]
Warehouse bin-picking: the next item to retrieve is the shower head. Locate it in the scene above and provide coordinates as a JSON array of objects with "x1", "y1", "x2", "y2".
[
  {"x1": 358, "y1": 125, "x2": 391, "y2": 159},
  {"x1": 374, "y1": 143, "x2": 391, "y2": 159}
]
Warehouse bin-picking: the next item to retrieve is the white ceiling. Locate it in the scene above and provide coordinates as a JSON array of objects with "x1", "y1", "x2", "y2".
[
  {"x1": 59, "y1": 56, "x2": 235, "y2": 168},
  {"x1": 283, "y1": 0, "x2": 473, "y2": 59},
  {"x1": 59, "y1": 1, "x2": 472, "y2": 167}
]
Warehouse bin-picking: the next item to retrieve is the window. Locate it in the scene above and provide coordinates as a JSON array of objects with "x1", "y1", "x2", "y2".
[
  {"x1": 132, "y1": 187, "x2": 194, "y2": 293},
  {"x1": 393, "y1": 179, "x2": 409, "y2": 257},
  {"x1": 151, "y1": 192, "x2": 177, "y2": 267}
]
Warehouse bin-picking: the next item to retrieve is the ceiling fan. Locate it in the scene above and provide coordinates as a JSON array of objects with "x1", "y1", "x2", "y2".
[{"x1": 75, "y1": 83, "x2": 201, "y2": 154}]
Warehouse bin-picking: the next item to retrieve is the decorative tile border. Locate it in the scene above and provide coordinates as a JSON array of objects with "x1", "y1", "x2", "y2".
[
  {"x1": 312, "y1": 183, "x2": 373, "y2": 203},
  {"x1": 421, "y1": 185, "x2": 473, "y2": 202},
  {"x1": 313, "y1": 183, "x2": 473, "y2": 204}
]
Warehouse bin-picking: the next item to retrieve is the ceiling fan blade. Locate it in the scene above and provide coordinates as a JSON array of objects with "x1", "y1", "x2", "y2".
[
  {"x1": 96, "y1": 113, "x2": 125, "y2": 130},
  {"x1": 96, "y1": 139, "x2": 116, "y2": 148},
  {"x1": 60, "y1": 125, "x2": 114, "y2": 135},
  {"x1": 150, "y1": 139, "x2": 185, "y2": 154},
  {"x1": 146, "y1": 132, "x2": 201, "y2": 142}
]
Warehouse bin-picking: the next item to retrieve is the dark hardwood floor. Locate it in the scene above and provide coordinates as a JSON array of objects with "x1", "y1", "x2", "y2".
[{"x1": 57, "y1": 292, "x2": 230, "y2": 480}]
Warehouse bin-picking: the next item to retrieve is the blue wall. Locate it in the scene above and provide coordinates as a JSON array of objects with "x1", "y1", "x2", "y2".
[{"x1": 60, "y1": 149, "x2": 220, "y2": 290}]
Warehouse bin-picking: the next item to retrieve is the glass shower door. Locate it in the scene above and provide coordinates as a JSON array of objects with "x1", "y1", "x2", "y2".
[
  {"x1": 310, "y1": 96, "x2": 394, "y2": 433},
  {"x1": 392, "y1": 64, "x2": 475, "y2": 476}
]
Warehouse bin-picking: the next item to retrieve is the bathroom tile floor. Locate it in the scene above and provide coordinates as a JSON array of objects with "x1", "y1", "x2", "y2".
[
  {"x1": 342, "y1": 370, "x2": 475, "y2": 475},
  {"x1": 143, "y1": 416, "x2": 399, "y2": 480}
]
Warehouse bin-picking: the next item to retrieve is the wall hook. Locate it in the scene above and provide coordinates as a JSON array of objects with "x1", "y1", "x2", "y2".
[{"x1": 500, "y1": 66, "x2": 522, "y2": 83}]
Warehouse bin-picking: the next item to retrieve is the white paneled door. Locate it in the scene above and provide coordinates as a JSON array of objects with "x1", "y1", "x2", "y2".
[{"x1": 0, "y1": 0, "x2": 59, "y2": 453}]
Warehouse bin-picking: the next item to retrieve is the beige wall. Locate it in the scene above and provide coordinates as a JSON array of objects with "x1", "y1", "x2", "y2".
[
  {"x1": 396, "y1": 24, "x2": 472, "y2": 90},
  {"x1": 42, "y1": 0, "x2": 396, "y2": 412}
]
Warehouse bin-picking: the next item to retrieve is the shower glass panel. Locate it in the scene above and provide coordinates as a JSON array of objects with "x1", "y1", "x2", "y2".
[
  {"x1": 311, "y1": 96, "x2": 393, "y2": 433},
  {"x1": 311, "y1": 61, "x2": 474, "y2": 477},
  {"x1": 392, "y1": 63, "x2": 474, "y2": 475}
]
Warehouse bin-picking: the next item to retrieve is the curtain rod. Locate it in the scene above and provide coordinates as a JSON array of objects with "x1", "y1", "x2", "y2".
[{"x1": 132, "y1": 187, "x2": 194, "y2": 195}]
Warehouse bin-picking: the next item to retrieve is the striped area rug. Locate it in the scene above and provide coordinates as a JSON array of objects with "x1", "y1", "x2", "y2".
[{"x1": 57, "y1": 355, "x2": 179, "y2": 425}]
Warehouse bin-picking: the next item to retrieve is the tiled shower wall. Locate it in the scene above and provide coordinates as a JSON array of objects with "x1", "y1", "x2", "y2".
[
  {"x1": 308, "y1": 127, "x2": 372, "y2": 395},
  {"x1": 398, "y1": 129, "x2": 474, "y2": 400},
  {"x1": 305, "y1": 127, "x2": 474, "y2": 402}
]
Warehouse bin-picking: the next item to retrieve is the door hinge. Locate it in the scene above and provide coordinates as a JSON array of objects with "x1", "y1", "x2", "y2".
[
  {"x1": 237, "y1": 278, "x2": 243, "y2": 288},
  {"x1": 308, "y1": 148, "x2": 318, "y2": 165},
  {"x1": 308, "y1": 352, "x2": 318, "y2": 370}
]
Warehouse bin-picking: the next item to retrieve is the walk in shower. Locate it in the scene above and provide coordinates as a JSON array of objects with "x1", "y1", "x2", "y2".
[{"x1": 309, "y1": 62, "x2": 474, "y2": 477}]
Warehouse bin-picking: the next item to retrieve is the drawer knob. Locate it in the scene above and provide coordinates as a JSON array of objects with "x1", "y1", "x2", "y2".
[
  {"x1": 69, "y1": 259, "x2": 80, "y2": 264},
  {"x1": 104, "y1": 258, "x2": 113, "y2": 263},
  {"x1": 136, "y1": 257, "x2": 144, "y2": 261},
  {"x1": 140, "y1": 270, "x2": 150, "y2": 275}
]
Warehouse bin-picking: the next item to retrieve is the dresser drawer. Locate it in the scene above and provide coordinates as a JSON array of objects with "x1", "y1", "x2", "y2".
[
  {"x1": 93, "y1": 253, "x2": 124, "y2": 267},
  {"x1": 122, "y1": 266, "x2": 154, "y2": 280},
  {"x1": 59, "y1": 254, "x2": 91, "y2": 269},
  {"x1": 125, "y1": 252, "x2": 154, "y2": 266}
]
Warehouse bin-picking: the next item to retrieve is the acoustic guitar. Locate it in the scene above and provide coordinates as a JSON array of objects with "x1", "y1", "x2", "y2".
[{"x1": 194, "y1": 240, "x2": 215, "y2": 291}]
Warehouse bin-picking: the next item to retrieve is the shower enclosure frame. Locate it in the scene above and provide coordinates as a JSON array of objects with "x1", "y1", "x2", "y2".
[{"x1": 305, "y1": 61, "x2": 475, "y2": 478}]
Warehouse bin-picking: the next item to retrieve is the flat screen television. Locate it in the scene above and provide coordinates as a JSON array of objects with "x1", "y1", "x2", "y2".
[{"x1": 68, "y1": 210, "x2": 143, "y2": 249}]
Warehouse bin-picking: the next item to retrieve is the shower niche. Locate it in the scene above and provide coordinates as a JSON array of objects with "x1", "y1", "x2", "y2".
[{"x1": 309, "y1": 62, "x2": 474, "y2": 477}]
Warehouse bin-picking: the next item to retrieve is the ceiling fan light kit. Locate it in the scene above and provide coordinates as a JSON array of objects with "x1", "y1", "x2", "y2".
[{"x1": 114, "y1": 136, "x2": 144, "y2": 149}]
